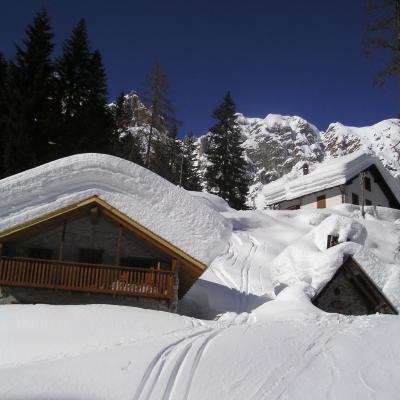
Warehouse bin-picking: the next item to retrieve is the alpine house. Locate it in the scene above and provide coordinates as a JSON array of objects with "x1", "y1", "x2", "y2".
[
  {"x1": 255, "y1": 151, "x2": 400, "y2": 211},
  {"x1": 0, "y1": 154, "x2": 232, "y2": 312}
]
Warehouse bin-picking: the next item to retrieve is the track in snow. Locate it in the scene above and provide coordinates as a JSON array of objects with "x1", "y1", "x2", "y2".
[
  {"x1": 210, "y1": 232, "x2": 270, "y2": 313},
  {"x1": 132, "y1": 326, "x2": 224, "y2": 400},
  {"x1": 247, "y1": 328, "x2": 336, "y2": 400}
]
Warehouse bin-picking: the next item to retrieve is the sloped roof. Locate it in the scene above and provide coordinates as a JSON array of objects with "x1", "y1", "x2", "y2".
[
  {"x1": 351, "y1": 249, "x2": 400, "y2": 312},
  {"x1": 256, "y1": 151, "x2": 400, "y2": 207},
  {"x1": 0, "y1": 154, "x2": 232, "y2": 266}
]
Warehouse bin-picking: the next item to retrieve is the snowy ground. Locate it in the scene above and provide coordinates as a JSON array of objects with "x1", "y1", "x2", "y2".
[{"x1": 1, "y1": 195, "x2": 400, "y2": 399}]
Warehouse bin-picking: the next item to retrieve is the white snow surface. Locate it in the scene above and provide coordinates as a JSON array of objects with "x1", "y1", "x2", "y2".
[
  {"x1": 255, "y1": 150, "x2": 400, "y2": 208},
  {"x1": 1, "y1": 169, "x2": 400, "y2": 399},
  {"x1": 0, "y1": 153, "x2": 232, "y2": 265}
]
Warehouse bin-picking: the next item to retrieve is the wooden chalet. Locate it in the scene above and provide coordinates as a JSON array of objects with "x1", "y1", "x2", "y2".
[{"x1": 0, "y1": 196, "x2": 207, "y2": 312}]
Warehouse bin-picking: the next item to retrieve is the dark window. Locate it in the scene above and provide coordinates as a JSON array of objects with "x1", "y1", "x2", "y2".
[
  {"x1": 327, "y1": 235, "x2": 339, "y2": 249},
  {"x1": 352, "y1": 193, "x2": 359, "y2": 205},
  {"x1": 334, "y1": 288, "x2": 341, "y2": 296},
  {"x1": 365, "y1": 199, "x2": 372, "y2": 206},
  {"x1": 120, "y1": 257, "x2": 157, "y2": 269},
  {"x1": 365, "y1": 177, "x2": 371, "y2": 192},
  {"x1": 303, "y1": 164, "x2": 309, "y2": 175},
  {"x1": 287, "y1": 205, "x2": 300, "y2": 210},
  {"x1": 79, "y1": 248, "x2": 103, "y2": 264},
  {"x1": 317, "y1": 195, "x2": 326, "y2": 209},
  {"x1": 28, "y1": 248, "x2": 53, "y2": 260}
]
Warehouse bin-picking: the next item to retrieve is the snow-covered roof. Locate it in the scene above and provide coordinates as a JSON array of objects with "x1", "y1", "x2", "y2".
[
  {"x1": 256, "y1": 151, "x2": 400, "y2": 207},
  {"x1": 0, "y1": 154, "x2": 232, "y2": 266}
]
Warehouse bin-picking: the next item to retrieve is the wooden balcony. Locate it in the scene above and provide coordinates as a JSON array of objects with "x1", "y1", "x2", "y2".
[{"x1": 0, "y1": 257, "x2": 175, "y2": 301}]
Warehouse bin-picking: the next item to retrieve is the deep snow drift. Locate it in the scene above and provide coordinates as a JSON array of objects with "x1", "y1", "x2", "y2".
[
  {"x1": 0, "y1": 153, "x2": 231, "y2": 266},
  {"x1": 1, "y1": 188, "x2": 400, "y2": 399}
]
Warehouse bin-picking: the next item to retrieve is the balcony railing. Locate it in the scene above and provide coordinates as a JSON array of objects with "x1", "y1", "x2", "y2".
[{"x1": 0, "y1": 257, "x2": 175, "y2": 301}]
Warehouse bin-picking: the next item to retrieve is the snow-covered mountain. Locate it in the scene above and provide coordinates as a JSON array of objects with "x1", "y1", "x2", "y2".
[
  {"x1": 323, "y1": 119, "x2": 400, "y2": 179},
  {"x1": 111, "y1": 93, "x2": 400, "y2": 202},
  {"x1": 198, "y1": 113, "x2": 325, "y2": 184},
  {"x1": 198, "y1": 114, "x2": 400, "y2": 205},
  {"x1": 238, "y1": 113, "x2": 325, "y2": 184}
]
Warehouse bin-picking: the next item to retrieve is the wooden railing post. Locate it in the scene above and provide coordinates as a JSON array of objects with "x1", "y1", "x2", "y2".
[
  {"x1": 0, "y1": 257, "x2": 173, "y2": 301},
  {"x1": 169, "y1": 260, "x2": 178, "y2": 301}
]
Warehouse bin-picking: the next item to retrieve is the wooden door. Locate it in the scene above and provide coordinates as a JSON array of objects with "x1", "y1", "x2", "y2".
[{"x1": 317, "y1": 195, "x2": 326, "y2": 209}]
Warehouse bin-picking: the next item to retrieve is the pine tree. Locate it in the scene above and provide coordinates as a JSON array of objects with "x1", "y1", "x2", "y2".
[
  {"x1": 181, "y1": 133, "x2": 202, "y2": 191},
  {"x1": 111, "y1": 92, "x2": 143, "y2": 165},
  {"x1": 150, "y1": 136, "x2": 173, "y2": 179},
  {"x1": 365, "y1": 0, "x2": 400, "y2": 86},
  {"x1": 0, "y1": 54, "x2": 8, "y2": 177},
  {"x1": 166, "y1": 125, "x2": 182, "y2": 184},
  {"x1": 142, "y1": 63, "x2": 179, "y2": 169},
  {"x1": 55, "y1": 19, "x2": 111, "y2": 156},
  {"x1": 205, "y1": 92, "x2": 249, "y2": 209},
  {"x1": 2, "y1": 9, "x2": 56, "y2": 176}
]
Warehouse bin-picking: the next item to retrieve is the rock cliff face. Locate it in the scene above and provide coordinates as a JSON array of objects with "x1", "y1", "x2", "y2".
[
  {"x1": 237, "y1": 113, "x2": 325, "y2": 184},
  {"x1": 110, "y1": 93, "x2": 400, "y2": 204},
  {"x1": 322, "y1": 119, "x2": 400, "y2": 179},
  {"x1": 198, "y1": 113, "x2": 325, "y2": 203},
  {"x1": 198, "y1": 114, "x2": 400, "y2": 206}
]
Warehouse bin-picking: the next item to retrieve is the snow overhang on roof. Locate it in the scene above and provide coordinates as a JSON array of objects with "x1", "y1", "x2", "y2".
[
  {"x1": 0, "y1": 153, "x2": 232, "y2": 267},
  {"x1": 258, "y1": 151, "x2": 400, "y2": 207}
]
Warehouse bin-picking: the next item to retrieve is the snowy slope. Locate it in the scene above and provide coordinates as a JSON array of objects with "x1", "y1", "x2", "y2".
[
  {"x1": 1, "y1": 158, "x2": 400, "y2": 399},
  {"x1": 0, "y1": 153, "x2": 232, "y2": 265},
  {"x1": 1, "y1": 202, "x2": 400, "y2": 399},
  {"x1": 181, "y1": 199, "x2": 400, "y2": 319},
  {"x1": 1, "y1": 304, "x2": 400, "y2": 400},
  {"x1": 1, "y1": 200, "x2": 400, "y2": 398}
]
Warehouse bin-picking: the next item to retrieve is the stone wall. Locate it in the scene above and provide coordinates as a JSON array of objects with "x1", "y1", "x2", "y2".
[
  {"x1": 7, "y1": 215, "x2": 168, "y2": 266},
  {"x1": 313, "y1": 269, "x2": 373, "y2": 315},
  {"x1": 0, "y1": 285, "x2": 176, "y2": 312}
]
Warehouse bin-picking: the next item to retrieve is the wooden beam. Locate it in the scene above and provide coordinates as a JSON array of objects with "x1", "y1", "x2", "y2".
[
  {"x1": 115, "y1": 225, "x2": 123, "y2": 266},
  {"x1": 58, "y1": 220, "x2": 67, "y2": 261},
  {"x1": 0, "y1": 242, "x2": 3, "y2": 257},
  {"x1": 90, "y1": 207, "x2": 99, "y2": 225}
]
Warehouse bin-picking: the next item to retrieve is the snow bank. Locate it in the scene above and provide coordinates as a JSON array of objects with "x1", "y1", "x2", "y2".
[
  {"x1": 183, "y1": 205, "x2": 400, "y2": 319},
  {"x1": 1, "y1": 304, "x2": 400, "y2": 399},
  {"x1": 1, "y1": 188, "x2": 400, "y2": 398},
  {"x1": 0, "y1": 154, "x2": 232, "y2": 265},
  {"x1": 312, "y1": 214, "x2": 367, "y2": 251},
  {"x1": 255, "y1": 150, "x2": 400, "y2": 207},
  {"x1": 188, "y1": 191, "x2": 233, "y2": 212}
]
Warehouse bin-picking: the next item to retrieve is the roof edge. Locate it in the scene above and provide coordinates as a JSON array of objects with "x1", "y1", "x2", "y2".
[{"x1": 0, "y1": 195, "x2": 207, "y2": 273}]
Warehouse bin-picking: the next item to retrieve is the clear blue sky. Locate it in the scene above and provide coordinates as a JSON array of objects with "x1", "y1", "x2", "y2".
[{"x1": 0, "y1": 0, "x2": 398, "y2": 135}]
